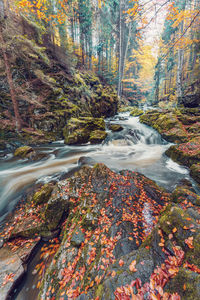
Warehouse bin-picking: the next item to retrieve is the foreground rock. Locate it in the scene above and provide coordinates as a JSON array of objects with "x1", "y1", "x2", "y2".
[
  {"x1": 0, "y1": 237, "x2": 39, "y2": 300},
  {"x1": 1, "y1": 164, "x2": 200, "y2": 299},
  {"x1": 140, "y1": 108, "x2": 200, "y2": 184},
  {"x1": 63, "y1": 117, "x2": 107, "y2": 144},
  {"x1": 36, "y1": 163, "x2": 200, "y2": 299},
  {"x1": 39, "y1": 164, "x2": 170, "y2": 298}
]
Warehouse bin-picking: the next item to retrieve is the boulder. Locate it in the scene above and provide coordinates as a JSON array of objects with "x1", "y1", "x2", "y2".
[
  {"x1": 32, "y1": 183, "x2": 54, "y2": 205},
  {"x1": 0, "y1": 237, "x2": 39, "y2": 300},
  {"x1": 108, "y1": 124, "x2": 123, "y2": 132},
  {"x1": 89, "y1": 130, "x2": 107, "y2": 144},
  {"x1": 63, "y1": 117, "x2": 106, "y2": 145},
  {"x1": 39, "y1": 164, "x2": 170, "y2": 299},
  {"x1": 130, "y1": 107, "x2": 143, "y2": 117},
  {"x1": 179, "y1": 94, "x2": 200, "y2": 108},
  {"x1": 14, "y1": 146, "x2": 35, "y2": 159}
]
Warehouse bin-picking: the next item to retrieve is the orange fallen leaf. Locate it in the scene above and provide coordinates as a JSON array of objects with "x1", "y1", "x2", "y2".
[
  {"x1": 119, "y1": 259, "x2": 124, "y2": 267},
  {"x1": 129, "y1": 260, "x2": 137, "y2": 272}
]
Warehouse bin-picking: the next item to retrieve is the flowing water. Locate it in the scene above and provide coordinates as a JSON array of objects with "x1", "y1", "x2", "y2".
[
  {"x1": 0, "y1": 112, "x2": 196, "y2": 225},
  {"x1": 1, "y1": 112, "x2": 198, "y2": 299}
]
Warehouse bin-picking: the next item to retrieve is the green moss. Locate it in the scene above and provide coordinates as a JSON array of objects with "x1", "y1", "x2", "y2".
[
  {"x1": 89, "y1": 130, "x2": 107, "y2": 144},
  {"x1": 32, "y1": 184, "x2": 53, "y2": 205},
  {"x1": 165, "y1": 268, "x2": 200, "y2": 299},
  {"x1": 130, "y1": 107, "x2": 143, "y2": 117},
  {"x1": 108, "y1": 124, "x2": 123, "y2": 132},
  {"x1": 190, "y1": 164, "x2": 200, "y2": 184},
  {"x1": 14, "y1": 146, "x2": 34, "y2": 158}
]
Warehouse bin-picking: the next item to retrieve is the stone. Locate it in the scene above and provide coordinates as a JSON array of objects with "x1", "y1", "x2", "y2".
[
  {"x1": 32, "y1": 184, "x2": 54, "y2": 205},
  {"x1": 89, "y1": 130, "x2": 107, "y2": 144},
  {"x1": 14, "y1": 146, "x2": 35, "y2": 159},
  {"x1": 108, "y1": 124, "x2": 123, "y2": 132},
  {"x1": 63, "y1": 117, "x2": 106, "y2": 145},
  {"x1": 130, "y1": 107, "x2": 143, "y2": 117}
]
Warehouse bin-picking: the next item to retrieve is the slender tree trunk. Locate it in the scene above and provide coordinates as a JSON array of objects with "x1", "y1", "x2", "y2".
[
  {"x1": 0, "y1": 26, "x2": 22, "y2": 130},
  {"x1": 121, "y1": 22, "x2": 131, "y2": 92},
  {"x1": 177, "y1": 22, "x2": 184, "y2": 103},
  {"x1": 117, "y1": 0, "x2": 122, "y2": 99}
]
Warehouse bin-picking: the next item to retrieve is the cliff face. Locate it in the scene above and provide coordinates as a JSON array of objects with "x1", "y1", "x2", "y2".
[{"x1": 0, "y1": 14, "x2": 118, "y2": 148}]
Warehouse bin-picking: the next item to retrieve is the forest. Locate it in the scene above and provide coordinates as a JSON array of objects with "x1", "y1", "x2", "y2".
[{"x1": 0, "y1": 0, "x2": 200, "y2": 299}]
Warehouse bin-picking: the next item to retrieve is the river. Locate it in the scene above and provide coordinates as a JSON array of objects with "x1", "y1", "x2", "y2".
[{"x1": 0, "y1": 112, "x2": 196, "y2": 225}]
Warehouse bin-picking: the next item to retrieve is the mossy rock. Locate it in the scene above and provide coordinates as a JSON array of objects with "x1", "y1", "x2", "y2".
[
  {"x1": 42, "y1": 187, "x2": 69, "y2": 231},
  {"x1": 14, "y1": 146, "x2": 35, "y2": 158},
  {"x1": 190, "y1": 163, "x2": 200, "y2": 184},
  {"x1": 164, "y1": 268, "x2": 200, "y2": 299},
  {"x1": 130, "y1": 107, "x2": 143, "y2": 117},
  {"x1": 89, "y1": 130, "x2": 107, "y2": 144},
  {"x1": 63, "y1": 117, "x2": 106, "y2": 145},
  {"x1": 165, "y1": 140, "x2": 200, "y2": 168},
  {"x1": 32, "y1": 184, "x2": 54, "y2": 205},
  {"x1": 171, "y1": 186, "x2": 200, "y2": 206},
  {"x1": 108, "y1": 124, "x2": 123, "y2": 132}
]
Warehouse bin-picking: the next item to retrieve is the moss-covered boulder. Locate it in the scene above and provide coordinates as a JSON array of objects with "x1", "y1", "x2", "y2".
[
  {"x1": 32, "y1": 184, "x2": 54, "y2": 205},
  {"x1": 130, "y1": 107, "x2": 143, "y2": 117},
  {"x1": 108, "y1": 124, "x2": 123, "y2": 132},
  {"x1": 89, "y1": 130, "x2": 107, "y2": 144},
  {"x1": 14, "y1": 146, "x2": 35, "y2": 159},
  {"x1": 63, "y1": 117, "x2": 106, "y2": 145},
  {"x1": 190, "y1": 163, "x2": 200, "y2": 184},
  {"x1": 140, "y1": 110, "x2": 188, "y2": 143},
  {"x1": 165, "y1": 137, "x2": 200, "y2": 168},
  {"x1": 171, "y1": 185, "x2": 200, "y2": 206}
]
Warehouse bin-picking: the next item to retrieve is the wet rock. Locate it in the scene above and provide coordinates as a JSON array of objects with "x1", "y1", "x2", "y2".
[
  {"x1": 78, "y1": 156, "x2": 96, "y2": 166},
  {"x1": 14, "y1": 145, "x2": 35, "y2": 159},
  {"x1": 172, "y1": 186, "x2": 200, "y2": 206},
  {"x1": 165, "y1": 137, "x2": 200, "y2": 168},
  {"x1": 0, "y1": 238, "x2": 39, "y2": 300},
  {"x1": 63, "y1": 117, "x2": 106, "y2": 145},
  {"x1": 32, "y1": 183, "x2": 54, "y2": 205},
  {"x1": 108, "y1": 124, "x2": 123, "y2": 132},
  {"x1": 89, "y1": 130, "x2": 107, "y2": 144}
]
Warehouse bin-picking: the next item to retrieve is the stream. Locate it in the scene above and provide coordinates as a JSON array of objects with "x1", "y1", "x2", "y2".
[
  {"x1": 0, "y1": 112, "x2": 198, "y2": 299},
  {"x1": 0, "y1": 113, "x2": 195, "y2": 225}
]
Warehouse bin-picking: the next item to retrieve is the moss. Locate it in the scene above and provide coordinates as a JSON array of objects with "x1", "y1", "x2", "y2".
[
  {"x1": 14, "y1": 146, "x2": 34, "y2": 158},
  {"x1": 15, "y1": 35, "x2": 50, "y2": 65},
  {"x1": 130, "y1": 107, "x2": 143, "y2": 117},
  {"x1": 108, "y1": 124, "x2": 123, "y2": 132},
  {"x1": 190, "y1": 163, "x2": 200, "y2": 184},
  {"x1": 89, "y1": 130, "x2": 107, "y2": 144},
  {"x1": 32, "y1": 184, "x2": 53, "y2": 205},
  {"x1": 95, "y1": 284, "x2": 104, "y2": 298},
  {"x1": 165, "y1": 268, "x2": 200, "y2": 299},
  {"x1": 171, "y1": 186, "x2": 200, "y2": 206}
]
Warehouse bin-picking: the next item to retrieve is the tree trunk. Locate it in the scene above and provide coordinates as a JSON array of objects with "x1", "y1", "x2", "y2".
[
  {"x1": 117, "y1": 0, "x2": 122, "y2": 99},
  {"x1": 177, "y1": 21, "x2": 184, "y2": 103},
  {"x1": 0, "y1": 26, "x2": 22, "y2": 130},
  {"x1": 120, "y1": 22, "x2": 131, "y2": 93}
]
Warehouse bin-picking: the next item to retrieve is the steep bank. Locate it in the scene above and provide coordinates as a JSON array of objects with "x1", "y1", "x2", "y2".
[
  {"x1": 0, "y1": 14, "x2": 118, "y2": 150},
  {"x1": 140, "y1": 108, "x2": 200, "y2": 185}
]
